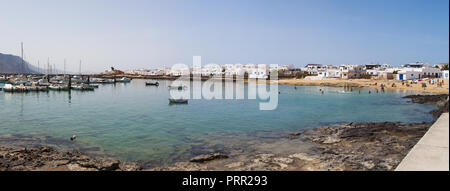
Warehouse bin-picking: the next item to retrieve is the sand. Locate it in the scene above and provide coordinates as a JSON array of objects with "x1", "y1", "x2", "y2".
[{"x1": 275, "y1": 78, "x2": 449, "y2": 94}]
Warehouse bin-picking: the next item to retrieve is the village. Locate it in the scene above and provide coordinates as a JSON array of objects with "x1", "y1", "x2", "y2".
[{"x1": 112, "y1": 62, "x2": 449, "y2": 81}]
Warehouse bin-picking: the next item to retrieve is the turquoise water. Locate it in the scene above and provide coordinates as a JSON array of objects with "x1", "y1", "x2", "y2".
[{"x1": 0, "y1": 80, "x2": 437, "y2": 166}]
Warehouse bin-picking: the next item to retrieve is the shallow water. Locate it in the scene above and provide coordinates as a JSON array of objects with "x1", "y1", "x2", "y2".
[{"x1": 0, "y1": 79, "x2": 437, "y2": 166}]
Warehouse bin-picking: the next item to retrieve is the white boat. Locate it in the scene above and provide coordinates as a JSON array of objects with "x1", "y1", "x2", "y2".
[
  {"x1": 49, "y1": 84, "x2": 70, "y2": 91},
  {"x1": 116, "y1": 77, "x2": 132, "y2": 83},
  {"x1": 71, "y1": 84, "x2": 94, "y2": 91}
]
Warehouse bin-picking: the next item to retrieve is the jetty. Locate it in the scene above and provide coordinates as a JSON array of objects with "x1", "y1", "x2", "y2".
[{"x1": 396, "y1": 113, "x2": 449, "y2": 171}]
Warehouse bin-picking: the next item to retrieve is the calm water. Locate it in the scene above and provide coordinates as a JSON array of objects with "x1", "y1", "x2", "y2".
[{"x1": 0, "y1": 80, "x2": 437, "y2": 166}]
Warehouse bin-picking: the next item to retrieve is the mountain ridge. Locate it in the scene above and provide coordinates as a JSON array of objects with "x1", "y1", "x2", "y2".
[{"x1": 0, "y1": 53, "x2": 39, "y2": 74}]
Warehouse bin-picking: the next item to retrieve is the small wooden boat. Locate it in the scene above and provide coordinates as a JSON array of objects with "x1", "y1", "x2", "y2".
[
  {"x1": 146, "y1": 82, "x2": 159, "y2": 86},
  {"x1": 169, "y1": 98, "x2": 188, "y2": 104}
]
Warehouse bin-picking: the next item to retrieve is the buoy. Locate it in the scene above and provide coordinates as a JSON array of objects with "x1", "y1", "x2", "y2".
[{"x1": 70, "y1": 135, "x2": 77, "y2": 141}]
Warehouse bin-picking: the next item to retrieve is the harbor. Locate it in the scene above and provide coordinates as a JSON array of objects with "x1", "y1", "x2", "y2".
[{"x1": 1, "y1": 79, "x2": 445, "y2": 169}]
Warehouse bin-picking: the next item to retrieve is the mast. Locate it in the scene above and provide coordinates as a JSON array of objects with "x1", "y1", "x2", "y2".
[
  {"x1": 64, "y1": 59, "x2": 66, "y2": 75},
  {"x1": 79, "y1": 60, "x2": 82, "y2": 75},
  {"x1": 21, "y1": 42, "x2": 24, "y2": 74},
  {"x1": 47, "y1": 58, "x2": 50, "y2": 75},
  {"x1": 38, "y1": 61, "x2": 40, "y2": 74}
]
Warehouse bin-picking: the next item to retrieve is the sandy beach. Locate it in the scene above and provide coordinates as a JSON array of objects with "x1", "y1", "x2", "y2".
[{"x1": 276, "y1": 78, "x2": 449, "y2": 94}]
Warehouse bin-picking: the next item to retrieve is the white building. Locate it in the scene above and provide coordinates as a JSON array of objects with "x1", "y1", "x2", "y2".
[
  {"x1": 248, "y1": 64, "x2": 268, "y2": 79},
  {"x1": 395, "y1": 63, "x2": 442, "y2": 80},
  {"x1": 302, "y1": 64, "x2": 324, "y2": 75},
  {"x1": 339, "y1": 65, "x2": 365, "y2": 79},
  {"x1": 442, "y1": 70, "x2": 449, "y2": 79}
]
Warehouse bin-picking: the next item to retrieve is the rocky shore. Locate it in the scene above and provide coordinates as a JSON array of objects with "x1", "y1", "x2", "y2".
[
  {"x1": 403, "y1": 94, "x2": 449, "y2": 117},
  {"x1": 150, "y1": 94, "x2": 449, "y2": 171},
  {"x1": 0, "y1": 146, "x2": 141, "y2": 171},
  {"x1": 1, "y1": 94, "x2": 448, "y2": 171}
]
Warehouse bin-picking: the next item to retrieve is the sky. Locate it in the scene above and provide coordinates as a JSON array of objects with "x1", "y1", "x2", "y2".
[{"x1": 0, "y1": 0, "x2": 448, "y2": 73}]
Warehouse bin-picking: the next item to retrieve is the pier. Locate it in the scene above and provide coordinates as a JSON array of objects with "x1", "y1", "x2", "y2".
[{"x1": 396, "y1": 113, "x2": 449, "y2": 171}]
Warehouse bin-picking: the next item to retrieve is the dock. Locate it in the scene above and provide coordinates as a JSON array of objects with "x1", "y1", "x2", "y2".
[{"x1": 396, "y1": 113, "x2": 449, "y2": 171}]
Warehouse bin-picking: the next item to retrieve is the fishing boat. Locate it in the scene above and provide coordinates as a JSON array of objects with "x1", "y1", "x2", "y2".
[
  {"x1": 146, "y1": 81, "x2": 159, "y2": 86},
  {"x1": 169, "y1": 98, "x2": 188, "y2": 104}
]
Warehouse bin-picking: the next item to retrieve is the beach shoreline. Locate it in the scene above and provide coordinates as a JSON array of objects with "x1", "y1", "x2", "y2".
[{"x1": 275, "y1": 78, "x2": 450, "y2": 94}]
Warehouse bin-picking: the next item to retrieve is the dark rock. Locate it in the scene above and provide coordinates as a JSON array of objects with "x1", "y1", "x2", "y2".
[
  {"x1": 189, "y1": 153, "x2": 229, "y2": 163},
  {"x1": 0, "y1": 145, "x2": 141, "y2": 171},
  {"x1": 403, "y1": 94, "x2": 448, "y2": 105}
]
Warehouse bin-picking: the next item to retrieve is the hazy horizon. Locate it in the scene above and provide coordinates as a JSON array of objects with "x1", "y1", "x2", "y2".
[{"x1": 0, "y1": 0, "x2": 448, "y2": 73}]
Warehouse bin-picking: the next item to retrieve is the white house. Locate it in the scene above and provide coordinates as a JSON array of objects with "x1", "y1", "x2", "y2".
[
  {"x1": 395, "y1": 65, "x2": 442, "y2": 80},
  {"x1": 318, "y1": 69, "x2": 340, "y2": 78},
  {"x1": 302, "y1": 64, "x2": 323, "y2": 75},
  {"x1": 339, "y1": 65, "x2": 365, "y2": 79},
  {"x1": 248, "y1": 64, "x2": 268, "y2": 79},
  {"x1": 442, "y1": 70, "x2": 449, "y2": 79}
]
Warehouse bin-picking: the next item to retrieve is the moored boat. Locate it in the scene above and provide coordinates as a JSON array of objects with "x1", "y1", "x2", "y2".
[
  {"x1": 146, "y1": 81, "x2": 159, "y2": 86},
  {"x1": 71, "y1": 84, "x2": 95, "y2": 91},
  {"x1": 49, "y1": 84, "x2": 70, "y2": 91},
  {"x1": 168, "y1": 85, "x2": 187, "y2": 90},
  {"x1": 169, "y1": 98, "x2": 188, "y2": 104},
  {"x1": 116, "y1": 77, "x2": 132, "y2": 83}
]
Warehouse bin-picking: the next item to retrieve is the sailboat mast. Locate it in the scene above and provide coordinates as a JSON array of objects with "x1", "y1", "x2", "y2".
[
  {"x1": 21, "y1": 42, "x2": 24, "y2": 74},
  {"x1": 64, "y1": 59, "x2": 66, "y2": 75}
]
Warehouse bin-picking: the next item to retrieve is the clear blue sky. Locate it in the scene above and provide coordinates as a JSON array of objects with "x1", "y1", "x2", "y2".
[{"x1": 0, "y1": 0, "x2": 448, "y2": 72}]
